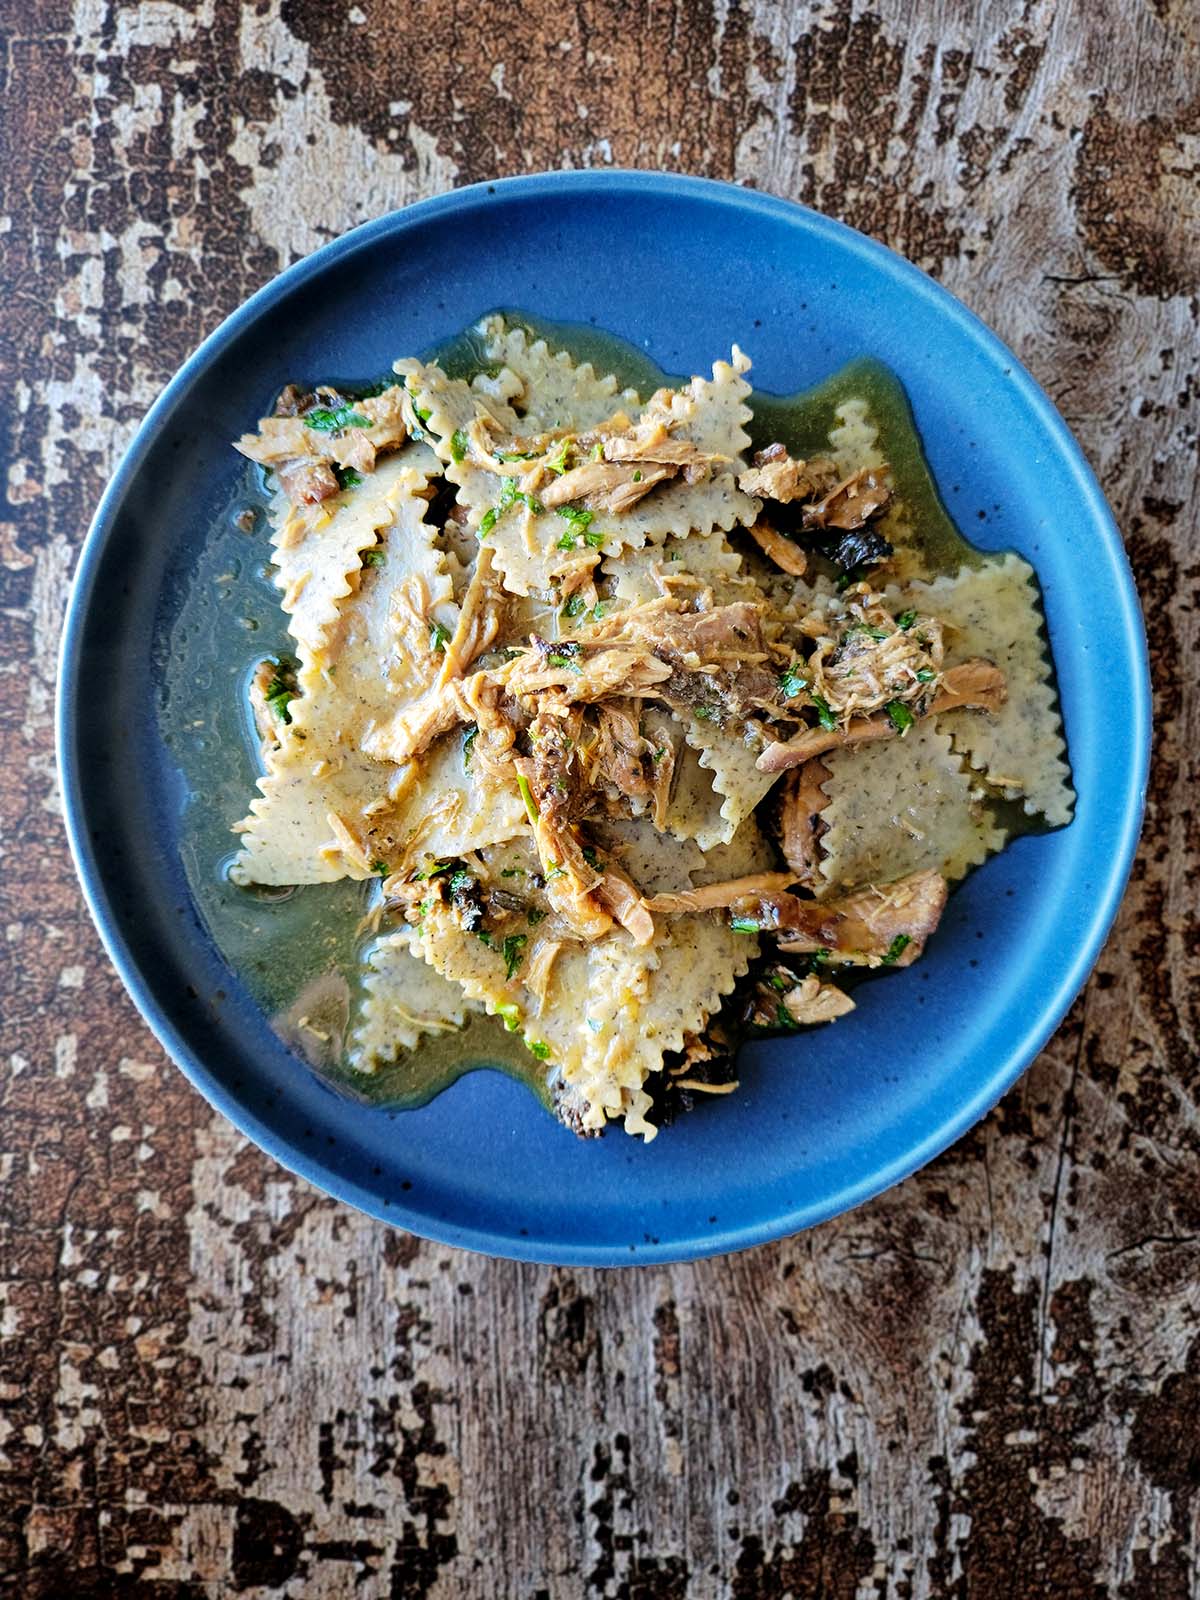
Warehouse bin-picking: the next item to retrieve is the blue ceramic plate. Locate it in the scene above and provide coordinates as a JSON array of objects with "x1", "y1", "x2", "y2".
[{"x1": 58, "y1": 172, "x2": 1148, "y2": 1265}]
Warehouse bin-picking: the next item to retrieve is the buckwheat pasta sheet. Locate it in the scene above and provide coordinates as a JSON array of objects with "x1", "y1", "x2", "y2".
[{"x1": 231, "y1": 315, "x2": 1074, "y2": 1139}]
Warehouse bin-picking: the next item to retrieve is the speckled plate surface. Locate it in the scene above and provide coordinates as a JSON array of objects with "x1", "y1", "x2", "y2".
[{"x1": 57, "y1": 172, "x2": 1148, "y2": 1265}]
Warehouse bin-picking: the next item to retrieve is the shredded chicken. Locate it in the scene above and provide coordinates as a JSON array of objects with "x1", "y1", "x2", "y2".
[
  {"x1": 524, "y1": 938, "x2": 564, "y2": 1016},
  {"x1": 621, "y1": 600, "x2": 781, "y2": 721},
  {"x1": 733, "y1": 868, "x2": 949, "y2": 966},
  {"x1": 756, "y1": 659, "x2": 1006, "y2": 772},
  {"x1": 592, "y1": 859, "x2": 656, "y2": 945},
  {"x1": 807, "y1": 602, "x2": 946, "y2": 724},
  {"x1": 738, "y1": 444, "x2": 840, "y2": 504},
  {"x1": 438, "y1": 543, "x2": 505, "y2": 681},
  {"x1": 781, "y1": 975, "x2": 856, "y2": 1024},
  {"x1": 746, "y1": 519, "x2": 809, "y2": 576},
  {"x1": 804, "y1": 466, "x2": 892, "y2": 531},
  {"x1": 779, "y1": 758, "x2": 832, "y2": 883},
  {"x1": 541, "y1": 460, "x2": 675, "y2": 515},
  {"x1": 505, "y1": 639, "x2": 673, "y2": 703},
  {"x1": 643, "y1": 873, "x2": 797, "y2": 914},
  {"x1": 590, "y1": 702, "x2": 655, "y2": 803},
  {"x1": 235, "y1": 384, "x2": 409, "y2": 506}
]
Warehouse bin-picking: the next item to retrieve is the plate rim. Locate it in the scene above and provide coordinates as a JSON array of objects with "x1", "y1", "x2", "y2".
[{"x1": 56, "y1": 169, "x2": 1150, "y2": 1265}]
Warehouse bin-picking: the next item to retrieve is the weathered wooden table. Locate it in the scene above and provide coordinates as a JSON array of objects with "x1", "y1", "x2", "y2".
[{"x1": 3, "y1": 2, "x2": 1196, "y2": 1594}]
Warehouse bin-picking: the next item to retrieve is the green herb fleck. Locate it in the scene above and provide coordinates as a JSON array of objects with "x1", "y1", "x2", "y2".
[
  {"x1": 885, "y1": 700, "x2": 914, "y2": 734},
  {"x1": 811, "y1": 692, "x2": 837, "y2": 731},
  {"x1": 304, "y1": 405, "x2": 371, "y2": 433},
  {"x1": 562, "y1": 593, "x2": 586, "y2": 619},
  {"x1": 502, "y1": 933, "x2": 527, "y2": 981},
  {"x1": 501, "y1": 867, "x2": 524, "y2": 879},
  {"x1": 448, "y1": 869, "x2": 474, "y2": 893},
  {"x1": 516, "y1": 773, "x2": 540, "y2": 825},
  {"x1": 591, "y1": 441, "x2": 604, "y2": 461},
  {"x1": 778, "y1": 666, "x2": 808, "y2": 699},
  {"x1": 361, "y1": 547, "x2": 385, "y2": 568},
  {"x1": 462, "y1": 723, "x2": 479, "y2": 764},
  {"x1": 882, "y1": 933, "x2": 911, "y2": 965},
  {"x1": 580, "y1": 845, "x2": 603, "y2": 870},
  {"x1": 429, "y1": 619, "x2": 451, "y2": 653},
  {"x1": 335, "y1": 465, "x2": 363, "y2": 490},
  {"x1": 694, "y1": 704, "x2": 720, "y2": 722},
  {"x1": 414, "y1": 860, "x2": 451, "y2": 880},
  {"x1": 544, "y1": 863, "x2": 566, "y2": 882},
  {"x1": 897, "y1": 609, "x2": 917, "y2": 631},
  {"x1": 526, "y1": 1039, "x2": 551, "y2": 1060},
  {"x1": 478, "y1": 506, "x2": 499, "y2": 539},
  {"x1": 545, "y1": 439, "x2": 571, "y2": 475},
  {"x1": 775, "y1": 1003, "x2": 797, "y2": 1028},
  {"x1": 370, "y1": 859, "x2": 390, "y2": 878},
  {"x1": 730, "y1": 917, "x2": 760, "y2": 933},
  {"x1": 527, "y1": 907, "x2": 546, "y2": 927},
  {"x1": 496, "y1": 1001, "x2": 522, "y2": 1032},
  {"x1": 554, "y1": 505, "x2": 596, "y2": 549},
  {"x1": 915, "y1": 667, "x2": 936, "y2": 683},
  {"x1": 632, "y1": 469, "x2": 643, "y2": 482},
  {"x1": 449, "y1": 428, "x2": 468, "y2": 463},
  {"x1": 265, "y1": 675, "x2": 295, "y2": 724}
]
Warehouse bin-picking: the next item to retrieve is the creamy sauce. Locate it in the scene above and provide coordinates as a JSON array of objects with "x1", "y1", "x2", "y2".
[{"x1": 161, "y1": 311, "x2": 1049, "y2": 1115}]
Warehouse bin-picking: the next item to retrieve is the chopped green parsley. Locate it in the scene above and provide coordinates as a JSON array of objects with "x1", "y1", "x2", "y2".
[
  {"x1": 885, "y1": 700, "x2": 914, "y2": 734},
  {"x1": 429, "y1": 619, "x2": 451, "y2": 653},
  {"x1": 778, "y1": 666, "x2": 808, "y2": 700},
  {"x1": 897, "y1": 609, "x2": 917, "y2": 631},
  {"x1": 361, "y1": 547, "x2": 385, "y2": 568},
  {"x1": 882, "y1": 933, "x2": 911, "y2": 965},
  {"x1": 502, "y1": 933, "x2": 528, "y2": 981},
  {"x1": 516, "y1": 773, "x2": 539, "y2": 825},
  {"x1": 810, "y1": 692, "x2": 837, "y2": 731},
  {"x1": 449, "y1": 428, "x2": 469, "y2": 463},
  {"x1": 304, "y1": 405, "x2": 370, "y2": 433}
]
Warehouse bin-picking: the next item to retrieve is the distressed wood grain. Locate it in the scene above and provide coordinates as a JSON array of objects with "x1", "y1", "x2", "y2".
[{"x1": 0, "y1": 0, "x2": 1197, "y2": 1594}]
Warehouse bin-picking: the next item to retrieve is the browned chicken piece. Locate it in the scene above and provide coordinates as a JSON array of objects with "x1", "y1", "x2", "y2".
[
  {"x1": 234, "y1": 383, "x2": 409, "y2": 507},
  {"x1": 756, "y1": 659, "x2": 1007, "y2": 772},
  {"x1": 505, "y1": 640, "x2": 673, "y2": 703},
  {"x1": 278, "y1": 459, "x2": 339, "y2": 505},
  {"x1": 515, "y1": 708, "x2": 613, "y2": 942},
  {"x1": 730, "y1": 868, "x2": 949, "y2": 967},
  {"x1": 778, "y1": 758, "x2": 832, "y2": 882},
  {"x1": 592, "y1": 858, "x2": 656, "y2": 945},
  {"x1": 539, "y1": 420, "x2": 723, "y2": 515},
  {"x1": 540, "y1": 460, "x2": 676, "y2": 515},
  {"x1": 643, "y1": 872, "x2": 798, "y2": 914},
  {"x1": 621, "y1": 600, "x2": 780, "y2": 720},
  {"x1": 745, "y1": 519, "x2": 809, "y2": 576},
  {"x1": 364, "y1": 670, "x2": 516, "y2": 766},
  {"x1": 930, "y1": 657, "x2": 1009, "y2": 714},
  {"x1": 780, "y1": 975, "x2": 856, "y2": 1025},
  {"x1": 803, "y1": 466, "x2": 892, "y2": 531},
  {"x1": 601, "y1": 421, "x2": 721, "y2": 482},
  {"x1": 591, "y1": 702, "x2": 654, "y2": 803},
  {"x1": 738, "y1": 443, "x2": 840, "y2": 504}
]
